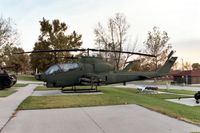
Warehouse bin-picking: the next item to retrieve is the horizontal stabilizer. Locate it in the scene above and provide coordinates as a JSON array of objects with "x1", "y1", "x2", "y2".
[{"x1": 123, "y1": 60, "x2": 140, "y2": 71}]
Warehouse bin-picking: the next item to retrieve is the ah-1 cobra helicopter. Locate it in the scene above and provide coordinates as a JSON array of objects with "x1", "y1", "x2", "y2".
[
  {"x1": 17, "y1": 49, "x2": 177, "y2": 92},
  {"x1": 0, "y1": 66, "x2": 17, "y2": 90}
]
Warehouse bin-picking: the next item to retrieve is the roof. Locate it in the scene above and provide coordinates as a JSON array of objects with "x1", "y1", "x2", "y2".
[
  {"x1": 173, "y1": 70, "x2": 200, "y2": 77},
  {"x1": 168, "y1": 70, "x2": 181, "y2": 75}
]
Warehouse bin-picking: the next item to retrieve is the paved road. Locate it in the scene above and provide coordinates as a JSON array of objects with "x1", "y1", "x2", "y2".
[
  {"x1": 0, "y1": 84, "x2": 38, "y2": 131},
  {"x1": 1, "y1": 104, "x2": 200, "y2": 133}
]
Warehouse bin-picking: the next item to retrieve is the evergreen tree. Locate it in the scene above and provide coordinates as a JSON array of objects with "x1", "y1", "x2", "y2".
[
  {"x1": 192, "y1": 63, "x2": 200, "y2": 70},
  {"x1": 30, "y1": 18, "x2": 82, "y2": 72}
]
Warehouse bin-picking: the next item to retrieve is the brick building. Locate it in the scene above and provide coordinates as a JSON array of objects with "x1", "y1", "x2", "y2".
[{"x1": 173, "y1": 70, "x2": 200, "y2": 84}]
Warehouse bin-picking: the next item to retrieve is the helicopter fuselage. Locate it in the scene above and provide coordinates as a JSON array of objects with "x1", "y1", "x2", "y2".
[{"x1": 36, "y1": 55, "x2": 177, "y2": 88}]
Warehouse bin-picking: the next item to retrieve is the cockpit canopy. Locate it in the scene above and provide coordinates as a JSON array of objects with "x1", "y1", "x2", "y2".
[{"x1": 45, "y1": 63, "x2": 79, "y2": 75}]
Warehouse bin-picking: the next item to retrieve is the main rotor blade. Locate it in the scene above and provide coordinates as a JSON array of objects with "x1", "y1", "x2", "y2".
[
  {"x1": 14, "y1": 48, "x2": 86, "y2": 54},
  {"x1": 88, "y1": 48, "x2": 156, "y2": 57},
  {"x1": 15, "y1": 48, "x2": 156, "y2": 57}
]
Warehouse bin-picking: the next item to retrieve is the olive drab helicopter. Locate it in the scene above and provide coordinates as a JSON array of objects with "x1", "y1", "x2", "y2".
[
  {"x1": 17, "y1": 49, "x2": 177, "y2": 92},
  {"x1": 0, "y1": 66, "x2": 17, "y2": 90}
]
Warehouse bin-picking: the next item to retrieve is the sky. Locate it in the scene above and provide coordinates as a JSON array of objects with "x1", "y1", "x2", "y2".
[{"x1": 0, "y1": 0, "x2": 200, "y2": 64}]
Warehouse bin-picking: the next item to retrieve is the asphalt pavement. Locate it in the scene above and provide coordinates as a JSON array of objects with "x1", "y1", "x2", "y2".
[{"x1": 1, "y1": 104, "x2": 200, "y2": 133}]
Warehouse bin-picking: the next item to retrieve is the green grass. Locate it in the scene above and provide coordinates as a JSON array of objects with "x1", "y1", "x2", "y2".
[
  {"x1": 13, "y1": 83, "x2": 28, "y2": 88},
  {"x1": 159, "y1": 89, "x2": 196, "y2": 95},
  {"x1": 34, "y1": 86, "x2": 60, "y2": 91},
  {"x1": 17, "y1": 74, "x2": 37, "y2": 81},
  {"x1": 0, "y1": 83, "x2": 28, "y2": 97},
  {"x1": 0, "y1": 88, "x2": 17, "y2": 97},
  {"x1": 18, "y1": 87, "x2": 200, "y2": 125}
]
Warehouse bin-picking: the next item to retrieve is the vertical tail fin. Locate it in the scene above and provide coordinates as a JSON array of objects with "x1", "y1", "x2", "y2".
[{"x1": 156, "y1": 56, "x2": 177, "y2": 76}]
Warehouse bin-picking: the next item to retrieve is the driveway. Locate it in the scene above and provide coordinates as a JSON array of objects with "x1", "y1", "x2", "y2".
[{"x1": 1, "y1": 105, "x2": 200, "y2": 133}]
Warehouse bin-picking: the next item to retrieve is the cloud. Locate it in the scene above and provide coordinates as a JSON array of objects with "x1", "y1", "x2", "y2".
[{"x1": 1, "y1": 0, "x2": 200, "y2": 63}]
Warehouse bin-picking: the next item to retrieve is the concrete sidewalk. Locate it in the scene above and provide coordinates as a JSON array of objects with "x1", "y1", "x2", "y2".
[
  {"x1": 0, "y1": 84, "x2": 37, "y2": 131},
  {"x1": 2, "y1": 105, "x2": 200, "y2": 133},
  {"x1": 17, "y1": 80, "x2": 43, "y2": 85}
]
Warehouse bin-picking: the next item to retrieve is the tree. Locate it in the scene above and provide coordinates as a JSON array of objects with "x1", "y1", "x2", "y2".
[
  {"x1": 130, "y1": 60, "x2": 142, "y2": 72},
  {"x1": 183, "y1": 61, "x2": 191, "y2": 70},
  {"x1": 171, "y1": 61, "x2": 179, "y2": 70},
  {"x1": 192, "y1": 63, "x2": 200, "y2": 70},
  {"x1": 0, "y1": 17, "x2": 18, "y2": 65},
  {"x1": 94, "y1": 13, "x2": 134, "y2": 70},
  {"x1": 30, "y1": 18, "x2": 82, "y2": 72},
  {"x1": 3, "y1": 46, "x2": 30, "y2": 74},
  {"x1": 142, "y1": 26, "x2": 172, "y2": 71}
]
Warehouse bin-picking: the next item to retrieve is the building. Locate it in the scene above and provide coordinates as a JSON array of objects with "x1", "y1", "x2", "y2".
[
  {"x1": 157, "y1": 70, "x2": 180, "y2": 80},
  {"x1": 173, "y1": 70, "x2": 200, "y2": 84}
]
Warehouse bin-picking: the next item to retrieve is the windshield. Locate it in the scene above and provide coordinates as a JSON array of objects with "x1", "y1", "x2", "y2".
[
  {"x1": 44, "y1": 63, "x2": 79, "y2": 75},
  {"x1": 45, "y1": 65, "x2": 60, "y2": 75},
  {"x1": 58, "y1": 63, "x2": 79, "y2": 72}
]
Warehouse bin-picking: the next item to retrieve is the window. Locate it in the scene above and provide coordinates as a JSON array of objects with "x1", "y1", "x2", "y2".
[
  {"x1": 58, "y1": 63, "x2": 79, "y2": 72},
  {"x1": 45, "y1": 63, "x2": 79, "y2": 75},
  {"x1": 45, "y1": 65, "x2": 60, "y2": 75}
]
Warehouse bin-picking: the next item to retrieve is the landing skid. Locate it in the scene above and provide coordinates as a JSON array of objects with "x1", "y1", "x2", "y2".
[{"x1": 61, "y1": 86, "x2": 100, "y2": 93}]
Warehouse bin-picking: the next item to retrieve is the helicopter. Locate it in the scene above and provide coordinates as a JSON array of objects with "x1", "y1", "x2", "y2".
[
  {"x1": 0, "y1": 66, "x2": 17, "y2": 90},
  {"x1": 17, "y1": 49, "x2": 177, "y2": 92}
]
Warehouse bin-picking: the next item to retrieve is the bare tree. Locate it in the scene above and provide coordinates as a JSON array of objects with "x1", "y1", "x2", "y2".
[
  {"x1": 94, "y1": 13, "x2": 135, "y2": 70},
  {"x1": 0, "y1": 17, "x2": 18, "y2": 65},
  {"x1": 183, "y1": 61, "x2": 191, "y2": 70},
  {"x1": 142, "y1": 26, "x2": 172, "y2": 71}
]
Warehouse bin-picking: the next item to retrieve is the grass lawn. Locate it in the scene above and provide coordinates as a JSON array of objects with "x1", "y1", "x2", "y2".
[
  {"x1": 13, "y1": 83, "x2": 28, "y2": 88},
  {"x1": 34, "y1": 86, "x2": 60, "y2": 91},
  {"x1": 0, "y1": 88, "x2": 17, "y2": 97},
  {"x1": 18, "y1": 86, "x2": 200, "y2": 125},
  {"x1": 17, "y1": 74, "x2": 37, "y2": 81},
  {"x1": 0, "y1": 83, "x2": 28, "y2": 97},
  {"x1": 159, "y1": 89, "x2": 196, "y2": 95}
]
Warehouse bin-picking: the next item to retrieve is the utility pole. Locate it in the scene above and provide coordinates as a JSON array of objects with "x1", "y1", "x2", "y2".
[{"x1": 181, "y1": 58, "x2": 184, "y2": 71}]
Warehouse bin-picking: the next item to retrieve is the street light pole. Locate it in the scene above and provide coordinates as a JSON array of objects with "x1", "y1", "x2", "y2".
[{"x1": 181, "y1": 58, "x2": 184, "y2": 71}]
